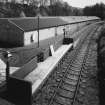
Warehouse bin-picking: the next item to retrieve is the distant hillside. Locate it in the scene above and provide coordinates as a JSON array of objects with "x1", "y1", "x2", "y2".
[
  {"x1": 83, "y1": 3, "x2": 105, "y2": 20},
  {"x1": 0, "y1": 1, "x2": 83, "y2": 18}
]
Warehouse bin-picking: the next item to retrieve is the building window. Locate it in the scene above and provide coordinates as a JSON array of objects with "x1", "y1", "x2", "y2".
[{"x1": 30, "y1": 34, "x2": 34, "y2": 43}]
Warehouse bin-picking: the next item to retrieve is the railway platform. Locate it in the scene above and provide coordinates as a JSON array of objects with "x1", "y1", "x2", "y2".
[
  {"x1": 5, "y1": 41, "x2": 73, "y2": 105},
  {"x1": 25, "y1": 44, "x2": 73, "y2": 94}
]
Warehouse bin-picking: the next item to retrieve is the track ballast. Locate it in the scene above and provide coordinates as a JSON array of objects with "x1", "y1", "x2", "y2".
[{"x1": 32, "y1": 23, "x2": 100, "y2": 105}]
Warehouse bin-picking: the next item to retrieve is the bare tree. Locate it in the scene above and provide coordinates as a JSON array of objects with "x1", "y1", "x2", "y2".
[
  {"x1": 43, "y1": 0, "x2": 49, "y2": 6},
  {"x1": 50, "y1": 0, "x2": 59, "y2": 6},
  {"x1": 11, "y1": 0, "x2": 16, "y2": 3}
]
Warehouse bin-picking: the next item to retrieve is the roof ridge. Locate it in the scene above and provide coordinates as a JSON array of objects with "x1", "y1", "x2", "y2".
[{"x1": 8, "y1": 19, "x2": 24, "y2": 32}]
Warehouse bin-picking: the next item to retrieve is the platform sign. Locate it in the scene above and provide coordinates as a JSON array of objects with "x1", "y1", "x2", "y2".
[{"x1": 50, "y1": 45, "x2": 55, "y2": 56}]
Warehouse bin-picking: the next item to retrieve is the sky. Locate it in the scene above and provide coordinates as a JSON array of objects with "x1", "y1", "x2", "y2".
[{"x1": 63, "y1": 0, "x2": 105, "y2": 8}]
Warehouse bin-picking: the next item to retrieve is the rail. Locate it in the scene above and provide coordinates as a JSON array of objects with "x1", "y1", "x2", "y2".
[{"x1": 48, "y1": 22, "x2": 98, "y2": 105}]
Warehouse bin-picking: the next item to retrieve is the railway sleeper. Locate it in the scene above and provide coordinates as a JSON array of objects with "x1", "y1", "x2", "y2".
[
  {"x1": 64, "y1": 78, "x2": 78, "y2": 86},
  {"x1": 54, "y1": 95, "x2": 72, "y2": 105},
  {"x1": 70, "y1": 66, "x2": 81, "y2": 71},
  {"x1": 51, "y1": 101, "x2": 64, "y2": 105},
  {"x1": 81, "y1": 72, "x2": 89, "y2": 78},
  {"x1": 60, "y1": 86, "x2": 76, "y2": 93},
  {"x1": 67, "y1": 70, "x2": 80, "y2": 76},
  {"x1": 57, "y1": 88, "x2": 74, "y2": 99},
  {"x1": 66, "y1": 74, "x2": 79, "y2": 81},
  {"x1": 61, "y1": 82, "x2": 76, "y2": 92}
]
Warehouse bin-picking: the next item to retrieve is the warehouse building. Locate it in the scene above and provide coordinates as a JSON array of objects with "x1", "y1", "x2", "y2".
[
  {"x1": 0, "y1": 17, "x2": 68, "y2": 47},
  {"x1": 0, "y1": 16, "x2": 100, "y2": 48}
]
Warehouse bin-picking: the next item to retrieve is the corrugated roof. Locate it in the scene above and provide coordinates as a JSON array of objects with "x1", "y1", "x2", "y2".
[
  {"x1": 0, "y1": 16, "x2": 100, "y2": 32},
  {"x1": 59, "y1": 16, "x2": 100, "y2": 23},
  {"x1": 9, "y1": 17, "x2": 68, "y2": 32},
  {"x1": 0, "y1": 19, "x2": 10, "y2": 27}
]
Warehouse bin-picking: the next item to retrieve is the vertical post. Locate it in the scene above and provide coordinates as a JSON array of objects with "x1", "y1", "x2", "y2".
[
  {"x1": 6, "y1": 57, "x2": 9, "y2": 83},
  {"x1": 63, "y1": 28, "x2": 66, "y2": 39},
  {"x1": 38, "y1": 16, "x2": 39, "y2": 47},
  {"x1": 3, "y1": 51, "x2": 12, "y2": 84},
  {"x1": 4, "y1": 52, "x2": 9, "y2": 83}
]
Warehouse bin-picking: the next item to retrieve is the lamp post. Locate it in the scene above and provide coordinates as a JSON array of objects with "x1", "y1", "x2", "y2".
[{"x1": 3, "y1": 51, "x2": 12, "y2": 83}]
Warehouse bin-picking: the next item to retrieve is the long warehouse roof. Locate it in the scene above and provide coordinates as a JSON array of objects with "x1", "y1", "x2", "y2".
[
  {"x1": 9, "y1": 17, "x2": 68, "y2": 31},
  {"x1": 0, "y1": 16, "x2": 100, "y2": 32}
]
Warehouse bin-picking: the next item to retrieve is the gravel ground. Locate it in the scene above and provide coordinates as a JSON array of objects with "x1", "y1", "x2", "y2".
[
  {"x1": 76, "y1": 31, "x2": 100, "y2": 105},
  {"x1": 97, "y1": 23, "x2": 105, "y2": 105}
]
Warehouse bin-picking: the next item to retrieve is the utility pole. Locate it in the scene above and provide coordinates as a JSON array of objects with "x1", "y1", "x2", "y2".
[
  {"x1": 37, "y1": 3, "x2": 40, "y2": 47},
  {"x1": 38, "y1": 15, "x2": 39, "y2": 47}
]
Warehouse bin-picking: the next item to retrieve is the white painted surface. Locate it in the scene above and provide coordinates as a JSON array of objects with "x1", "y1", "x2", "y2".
[
  {"x1": 24, "y1": 31, "x2": 38, "y2": 45},
  {"x1": 57, "y1": 26, "x2": 64, "y2": 35},
  {"x1": 23, "y1": 24, "x2": 78, "y2": 46},
  {"x1": 24, "y1": 20, "x2": 93, "y2": 46},
  {"x1": 74, "y1": 38, "x2": 80, "y2": 48},
  {"x1": 0, "y1": 59, "x2": 6, "y2": 73},
  {"x1": 50, "y1": 45, "x2": 55, "y2": 56},
  {"x1": 24, "y1": 28, "x2": 55, "y2": 45},
  {"x1": 39, "y1": 28, "x2": 55, "y2": 40},
  {"x1": 69, "y1": 24, "x2": 78, "y2": 34}
]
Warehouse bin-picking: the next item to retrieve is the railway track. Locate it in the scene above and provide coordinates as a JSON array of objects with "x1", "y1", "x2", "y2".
[
  {"x1": 48, "y1": 26, "x2": 98, "y2": 105},
  {"x1": 32, "y1": 23, "x2": 100, "y2": 105}
]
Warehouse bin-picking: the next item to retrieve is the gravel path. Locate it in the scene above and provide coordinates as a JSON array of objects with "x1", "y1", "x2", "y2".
[{"x1": 75, "y1": 26, "x2": 101, "y2": 105}]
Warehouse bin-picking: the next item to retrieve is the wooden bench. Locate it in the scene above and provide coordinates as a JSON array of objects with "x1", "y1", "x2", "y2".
[{"x1": 63, "y1": 38, "x2": 73, "y2": 44}]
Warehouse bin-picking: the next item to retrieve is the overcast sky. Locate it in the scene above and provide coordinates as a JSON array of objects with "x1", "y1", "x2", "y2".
[{"x1": 63, "y1": 0, "x2": 105, "y2": 8}]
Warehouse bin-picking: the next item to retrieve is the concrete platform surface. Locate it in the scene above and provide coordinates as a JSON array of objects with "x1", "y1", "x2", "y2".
[{"x1": 24, "y1": 44, "x2": 73, "y2": 94}]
